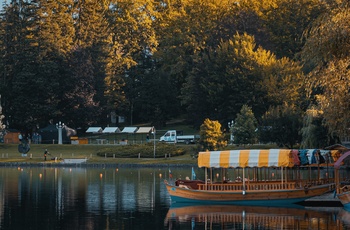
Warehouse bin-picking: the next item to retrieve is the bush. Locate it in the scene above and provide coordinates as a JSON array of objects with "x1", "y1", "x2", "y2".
[{"x1": 96, "y1": 142, "x2": 187, "y2": 158}]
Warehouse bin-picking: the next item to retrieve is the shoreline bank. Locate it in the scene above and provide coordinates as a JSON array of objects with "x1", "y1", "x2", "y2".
[{"x1": 0, "y1": 161, "x2": 196, "y2": 168}]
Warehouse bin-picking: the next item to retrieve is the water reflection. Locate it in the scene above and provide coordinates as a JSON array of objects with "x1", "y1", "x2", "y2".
[
  {"x1": 0, "y1": 167, "x2": 172, "y2": 229},
  {"x1": 1, "y1": 166, "x2": 350, "y2": 229},
  {"x1": 164, "y1": 204, "x2": 347, "y2": 229}
]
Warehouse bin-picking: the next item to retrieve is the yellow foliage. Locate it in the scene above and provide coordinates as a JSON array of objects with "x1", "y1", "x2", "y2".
[{"x1": 199, "y1": 118, "x2": 227, "y2": 151}]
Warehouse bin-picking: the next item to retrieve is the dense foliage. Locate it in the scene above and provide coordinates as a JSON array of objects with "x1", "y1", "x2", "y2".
[
  {"x1": 259, "y1": 104, "x2": 302, "y2": 149},
  {"x1": 0, "y1": 95, "x2": 4, "y2": 131},
  {"x1": 0, "y1": 0, "x2": 349, "y2": 147}
]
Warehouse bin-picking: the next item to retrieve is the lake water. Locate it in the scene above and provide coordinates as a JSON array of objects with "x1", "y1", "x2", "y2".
[{"x1": 0, "y1": 166, "x2": 350, "y2": 230}]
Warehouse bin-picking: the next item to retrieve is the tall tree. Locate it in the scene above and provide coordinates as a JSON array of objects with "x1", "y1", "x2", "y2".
[
  {"x1": 72, "y1": 0, "x2": 111, "y2": 127},
  {"x1": 1, "y1": 1, "x2": 61, "y2": 131},
  {"x1": 105, "y1": 0, "x2": 158, "y2": 125}
]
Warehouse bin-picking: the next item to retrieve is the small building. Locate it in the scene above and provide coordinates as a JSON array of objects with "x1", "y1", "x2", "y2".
[{"x1": 4, "y1": 129, "x2": 20, "y2": 144}]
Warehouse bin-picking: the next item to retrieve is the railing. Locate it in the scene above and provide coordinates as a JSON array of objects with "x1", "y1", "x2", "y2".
[{"x1": 197, "y1": 179, "x2": 335, "y2": 191}]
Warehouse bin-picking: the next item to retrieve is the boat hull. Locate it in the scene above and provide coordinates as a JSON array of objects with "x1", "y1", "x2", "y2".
[
  {"x1": 165, "y1": 182, "x2": 333, "y2": 205},
  {"x1": 337, "y1": 191, "x2": 350, "y2": 211}
]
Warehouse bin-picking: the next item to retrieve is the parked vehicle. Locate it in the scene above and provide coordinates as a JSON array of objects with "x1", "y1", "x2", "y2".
[{"x1": 159, "y1": 130, "x2": 199, "y2": 144}]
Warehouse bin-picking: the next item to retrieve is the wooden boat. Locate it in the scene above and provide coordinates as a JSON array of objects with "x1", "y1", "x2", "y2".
[
  {"x1": 333, "y1": 145, "x2": 350, "y2": 211},
  {"x1": 164, "y1": 204, "x2": 344, "y2": 229},
  {"x1": 164, "y1": 149, "x2": 336, "y2": 205}
]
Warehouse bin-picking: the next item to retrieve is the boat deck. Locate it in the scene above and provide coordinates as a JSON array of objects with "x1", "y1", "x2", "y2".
[
  {"x1": 302, "y1": 192, "x2": 342, "y2": 207},
  {"x1": 186, "y1": 178, "x2": 336, "y2": 191}
]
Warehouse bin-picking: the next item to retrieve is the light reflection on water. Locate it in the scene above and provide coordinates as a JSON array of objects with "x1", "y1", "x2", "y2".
[{"x1": 0, "y1": 166, "x2": 350, "y2": 229}]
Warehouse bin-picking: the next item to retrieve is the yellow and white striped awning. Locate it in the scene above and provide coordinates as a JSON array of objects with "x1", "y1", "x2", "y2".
[{"x1": 198, "y1": 149, "x2": 294, "y2": 168}]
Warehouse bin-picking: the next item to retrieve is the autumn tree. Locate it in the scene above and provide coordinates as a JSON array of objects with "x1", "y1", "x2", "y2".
[
  {"x1": 182, "y1": 33, "x2": 304, "y2": 127},
  {"x1": 300, "y1": 0, "x2": 350, "y2": 141},
  {"x1": 199, "y1": 118, "x2": 227, "y2": 151}
]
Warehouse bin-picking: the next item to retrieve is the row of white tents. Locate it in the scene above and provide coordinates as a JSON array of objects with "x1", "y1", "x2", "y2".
[{"x1": 86, "y1": 127, "x2": 153, "y2": 134}]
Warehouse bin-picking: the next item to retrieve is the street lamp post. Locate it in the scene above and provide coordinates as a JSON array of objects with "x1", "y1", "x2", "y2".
[
  {"x1": 152, "y1": 126, "x2": 156, "y2": 158},
  {"x1": 228, "y1": 120, "x2": 234, "y2": 144},
  {"x1": 56, "y1": 121, "x2": 65, "y2": 144}
]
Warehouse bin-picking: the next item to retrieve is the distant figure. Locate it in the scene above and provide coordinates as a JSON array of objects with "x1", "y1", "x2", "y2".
[
  {"x1": 18, "y1": 133, "x2": 23, "y2": 143},
  {"x1": 146, "y1": 134, "x2": 150, "y2": 142},
  {"x1": 44, "y1": 149, "x2": 48, "y2": 161}
]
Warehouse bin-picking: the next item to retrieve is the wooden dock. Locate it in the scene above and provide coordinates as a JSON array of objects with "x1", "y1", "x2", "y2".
[{"x1": 299, "y1": 192, "x2": 342, "y2": 207}]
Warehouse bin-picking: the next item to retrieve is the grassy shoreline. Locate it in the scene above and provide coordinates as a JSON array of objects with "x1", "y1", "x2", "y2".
[
  {"x1": 0, "y1": 143, "x2": 198, "y2": 165},
  {"x1": 0, "y1": 143, "x2": 279, "y2": 166}
]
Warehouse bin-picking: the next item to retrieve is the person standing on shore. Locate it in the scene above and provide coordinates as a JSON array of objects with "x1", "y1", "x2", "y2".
[{"x1": 44, "y1": 149, "x2": 48, "y2": 161}]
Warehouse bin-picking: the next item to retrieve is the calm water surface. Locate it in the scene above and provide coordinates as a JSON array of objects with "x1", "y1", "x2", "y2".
[{"x1": 0, "y1": 166, "x2": 350, "y2": 230}]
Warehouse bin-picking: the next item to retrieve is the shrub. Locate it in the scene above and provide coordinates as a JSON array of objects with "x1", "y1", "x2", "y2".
[{"x1": 96, "y1": 142, "x2": 187, "y2": 158}]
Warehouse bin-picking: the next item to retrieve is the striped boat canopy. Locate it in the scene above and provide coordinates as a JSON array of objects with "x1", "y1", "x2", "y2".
[{"x1": 198, "y1": 149, "x2": 295, "y2": 168}]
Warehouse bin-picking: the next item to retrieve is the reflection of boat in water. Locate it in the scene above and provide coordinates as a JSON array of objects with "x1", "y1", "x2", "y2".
[
  {"x1": 338, "y1": 208, "x2": 350, "y2": 227},
  {"x1": 165, "y1": 204, "x2": 344, "y2": 229},
  {"x1": 165, "y1": 149, "x2": 337, "y2": 205}
]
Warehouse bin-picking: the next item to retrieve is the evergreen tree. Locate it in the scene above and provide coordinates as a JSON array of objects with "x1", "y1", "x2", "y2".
[
  {"x1": 2, "y1": 1, "x2": 61, "y2": 130},
  {"x1": 232, "y1": 105, "x2": 258, "y2": 145},
  {"x1": 61, "y1": 47, "x2": 99, "y2": 128}
]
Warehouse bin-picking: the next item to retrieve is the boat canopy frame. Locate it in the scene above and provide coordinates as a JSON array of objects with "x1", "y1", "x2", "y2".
[{"x1": 198, "y1": 149, "x2": 295, "y2": 169}]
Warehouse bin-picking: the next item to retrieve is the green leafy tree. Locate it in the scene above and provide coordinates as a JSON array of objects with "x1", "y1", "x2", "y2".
[
  {"x1": 300, "y1": 107, "x2": 336, "y2": 148},
  {"x1": 199, "y1": 118, "x2": 227, "y2": 151},
  {"x1": 232, "y1": 105, "x2": 258, "y2": 145}
]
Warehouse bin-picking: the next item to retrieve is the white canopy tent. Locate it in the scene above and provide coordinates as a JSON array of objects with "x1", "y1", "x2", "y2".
[
  {"x1": 136, "y1": 127, "x2": 152, "y2": 133},
  {"x1": 86, "y1": 127, "x2": 102, "y2": 133},
  {"x1": 102, "y1": 127, "x2": 121, "y2": 133},
  {"x1": 121, "y1": 127, "x2": 138, "y2": 133}
]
